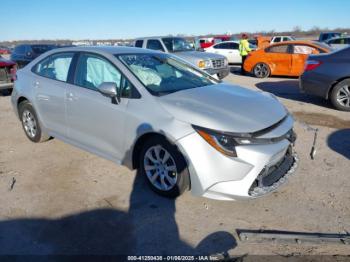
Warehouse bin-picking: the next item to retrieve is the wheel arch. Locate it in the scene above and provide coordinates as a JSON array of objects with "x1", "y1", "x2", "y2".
[
  {"x1": 131, "y1": 132, "x2": 189, "y2": 170},
  {"x1": 327, "y1": 76, "x2": 350, "y2": 100},
  {"x1": 16, "y1": 96, "x2": 30, "y2": 118}
]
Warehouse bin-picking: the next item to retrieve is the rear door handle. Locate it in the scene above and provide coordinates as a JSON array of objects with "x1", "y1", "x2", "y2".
[{"x1": 66, "y1": 92, "x2": 77, "y2": 101}]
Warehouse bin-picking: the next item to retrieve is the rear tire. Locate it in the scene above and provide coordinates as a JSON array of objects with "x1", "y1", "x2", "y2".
[
  {"x1": 330, "y1": 79, "x2": 350, "y2": 111},
  {"x1": 253, "y1": 63, "x2": 270, "y2": 78},
  {"x1": 18, "y1": 101, "x2": 50, "y2": 143},
  {"x1": 139, "y1": 136, "x2": 190, "y2": 198}
]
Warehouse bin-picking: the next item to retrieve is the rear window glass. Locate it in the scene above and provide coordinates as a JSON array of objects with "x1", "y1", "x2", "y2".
[
  {"x1": 267, "y1": 45, "x2": 289, "y2": 53},
  {"x1": 34, "y1": 53, "x2": 73, "y2": 82},
  {"x1": 293, "y1": 45, "x2": 316, "y2": 54}
]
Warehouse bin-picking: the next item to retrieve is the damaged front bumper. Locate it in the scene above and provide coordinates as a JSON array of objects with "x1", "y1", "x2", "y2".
[{"x1": 249, "y1": 147, "x2": 299, "y2": 197}]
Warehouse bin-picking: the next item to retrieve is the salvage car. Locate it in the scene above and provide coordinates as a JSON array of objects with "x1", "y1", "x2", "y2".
[
  {"x1": 0, "y1": 55, "x2": 16, "y2": 94},
  {"x1": 204, "y1": 41, "x2": 256, "y2": 64},
  {"x1": 12, "y1": 46, "x2": 297, "y2": 200},
  {"x1": 300, "y1": 47, "x2": 350, "y2": 111},
  {"x1": 11, "y1": 44, "x2": 56, "y2": 68},
  {"x1": 134, "y1": 37, "x2": 230, "y2": 79},
  {"x1": 244, "y1": 41, "x2": 331, "y2": 78}
]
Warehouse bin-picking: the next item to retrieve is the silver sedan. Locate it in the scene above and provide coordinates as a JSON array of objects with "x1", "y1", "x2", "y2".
[{"x1": 11, "y1": 46, "x2": 298, "y2": 200}]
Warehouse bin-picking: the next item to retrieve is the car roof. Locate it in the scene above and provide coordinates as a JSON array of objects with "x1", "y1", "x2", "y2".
[{"x1": 44, "y1": 46, "x2": 160, "y2": 55}]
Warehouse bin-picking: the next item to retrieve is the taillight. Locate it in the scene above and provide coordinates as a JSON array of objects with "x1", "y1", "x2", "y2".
[{"x1": 304, "y1": 60, "x2": 322, "y2": 72}]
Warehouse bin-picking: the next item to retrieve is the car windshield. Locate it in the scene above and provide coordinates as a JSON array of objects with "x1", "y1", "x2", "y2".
[
  {"x1": 31, "y1": 45, "x2": 55, "y2": 54},
  {"x1": 162, "y1": 38, "x2": 195, "y2": 52},
  {"x1": 117, "y1": 53, "x2": 218, "y2": 96}
]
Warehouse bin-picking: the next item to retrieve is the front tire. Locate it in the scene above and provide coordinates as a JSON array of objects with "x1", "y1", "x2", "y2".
[
  {"x1": 253, "y1": 63, "x2": 270, "y2": 78},
  {"x1": 330, "y1": 79, "x2": 350, "y2": 111},
  {"x1": 139, "y1": 136, "x2": 190, "y2": 198},
  {"x1": 18, "y1": 101, "x2": 50, "y2": 143}
]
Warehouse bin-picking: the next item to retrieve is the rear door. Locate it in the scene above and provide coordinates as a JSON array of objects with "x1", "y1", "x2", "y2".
[
  {"x1": 265, "y1": 44, "x2": 292, "y2": 75},
  {"x1": 32, "y1": 52, "x2": 75, "y2": 136},
  {"x1": 291, "y1": 44, "x2": 319, "y2": 76},
  {"x1": 66, "y1": 52, "x2": 130, "y2": 161}
]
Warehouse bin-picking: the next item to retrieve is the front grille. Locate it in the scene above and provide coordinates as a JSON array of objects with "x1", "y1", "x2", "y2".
[
  {"x1": 249, "y1": 147, "x2": 298, "y2": 197},
  {"x1": 211, "y1": 59, "x2": 225, "y2": 69},
  {"x1": 0, "y1": 67, "x2": 11, "y2": 83}
]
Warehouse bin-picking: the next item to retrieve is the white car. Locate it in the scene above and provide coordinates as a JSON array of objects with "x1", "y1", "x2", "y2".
[
  {"x1": 204, "y1": 41, "x2": 256, "y2": 64},
  {"x1": 270, "y1": 36, "x2": 295, "y2": 44}
]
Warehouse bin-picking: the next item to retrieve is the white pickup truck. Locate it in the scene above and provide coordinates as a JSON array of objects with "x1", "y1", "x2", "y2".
[{"x1": 134, "y1": 37, "x2": 230, "y2": 79}]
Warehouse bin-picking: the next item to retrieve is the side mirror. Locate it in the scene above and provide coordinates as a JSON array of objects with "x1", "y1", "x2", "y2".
[
  {"x1": 97, "y1": 82, "x2": 117, "y2": 97},
  {"x1": 97, "y1": 82, "x2": 120, "y2": 104}
]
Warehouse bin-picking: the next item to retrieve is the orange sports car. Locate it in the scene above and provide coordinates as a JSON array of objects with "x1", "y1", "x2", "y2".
[{"x1": 243, "y1": 41, "x2": 331, "y2": 78}]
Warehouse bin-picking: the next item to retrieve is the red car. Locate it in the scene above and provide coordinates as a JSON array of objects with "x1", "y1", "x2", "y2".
[
  {"x1": 198, "y1": 35, "x2": 231, "y2": 49},
  {"x1": 0, "y1": 46, "x2": 11, "y2": 55},
  {"x1": 0, "y1": 55, "x2": 16, "y2": 94}
]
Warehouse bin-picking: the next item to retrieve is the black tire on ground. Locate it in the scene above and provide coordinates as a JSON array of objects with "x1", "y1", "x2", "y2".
[
  {"x1": 18, "y1": 100, "x2": 50, "y2": 143},
  {"x1": 253, "y1": 63, "x2": 270, "y2": 78},
  {"x1": 330, "y1": 79, "x2": 350, "y2": 111},
  {"x1": 139, "y1": 136, "x2": 190, "y2": 198}
]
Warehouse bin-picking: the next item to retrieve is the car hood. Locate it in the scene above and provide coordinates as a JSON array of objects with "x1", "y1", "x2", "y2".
[
  {"x1": 174, "y1": 51, "x2": 226, "y2": 61},
  {"x1": 158, "y1": 84, "x2": 287, "y2": 133}
]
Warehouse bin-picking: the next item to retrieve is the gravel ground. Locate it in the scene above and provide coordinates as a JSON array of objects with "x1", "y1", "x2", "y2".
[{"x1": 0, "y1": 68, "x2": 349, "y2": 258}]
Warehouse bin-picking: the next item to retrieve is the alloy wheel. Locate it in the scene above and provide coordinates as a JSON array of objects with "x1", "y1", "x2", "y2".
[
  {"x1": 143, "y1": 145, "x2": 178, "y2": 191},
  {"x1": 22, "y1": 110, "x2": 37, "y2": 138},
  {"x1": 254, "y1": 63, "x2": 269, "y2": 78},
  {"x1": 336, "y1": 85, "x2": 350, "y2": 108}
]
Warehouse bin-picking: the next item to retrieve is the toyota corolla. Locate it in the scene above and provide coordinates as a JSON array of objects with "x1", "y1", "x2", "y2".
[{"x1": 11, "y1": 46, "x2": 298, "y2": 200}]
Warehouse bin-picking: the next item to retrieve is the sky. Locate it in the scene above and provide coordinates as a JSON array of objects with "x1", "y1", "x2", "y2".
[{"x1": 1, "y1": 0, "x2": 350, "y2": 41}]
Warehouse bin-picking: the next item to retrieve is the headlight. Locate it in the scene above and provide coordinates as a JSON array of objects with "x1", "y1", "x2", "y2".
[
  {"x1": 193, "y1": 125, "x2": 294, "y2": 157},
  {"x1": 198, "y1": 60, "x2": 212, "y2": 69}
]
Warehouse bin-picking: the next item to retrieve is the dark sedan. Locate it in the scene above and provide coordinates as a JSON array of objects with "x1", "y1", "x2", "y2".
[
  {"x1": 300, "y1": 47, "x2": 350, "y2": 111},
  {"x1": 10, "y1": 44, "x2": 56, "y2": 68}
]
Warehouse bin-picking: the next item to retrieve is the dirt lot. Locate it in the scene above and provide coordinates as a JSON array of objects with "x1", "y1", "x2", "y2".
[{"x1": 0, "y1": 68, "x2": 349, "y2": 258}]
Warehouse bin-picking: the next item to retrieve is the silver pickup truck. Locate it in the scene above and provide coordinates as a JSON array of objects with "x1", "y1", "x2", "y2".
[{"x1": 134, "y1": 37, "x2": 230, "y2": 79}]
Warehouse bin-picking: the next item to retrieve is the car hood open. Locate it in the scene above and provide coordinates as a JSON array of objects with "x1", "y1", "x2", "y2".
[{"x1": 158, "y1": 83, "x2": 287, "y2": 133}]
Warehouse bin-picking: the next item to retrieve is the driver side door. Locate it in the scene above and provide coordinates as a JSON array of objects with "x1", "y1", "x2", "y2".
[{"x1": 66, "y1": 52, "x2": 130, "y2": 162}]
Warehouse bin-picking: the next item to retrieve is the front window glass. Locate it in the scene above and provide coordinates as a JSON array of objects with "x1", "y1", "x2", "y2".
[
  {"x1": 75, "y1": 53, "x2": 122, "y2": 91},
  {"x1": 162, "y1": 38, "x2": 195, "y2": 52},
  {"x1": 118, "y1": 54, "x2": 218, "y2": 96},
  {"x1": 34, "y1": 53, "x2": 73, "y2": 81}
]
